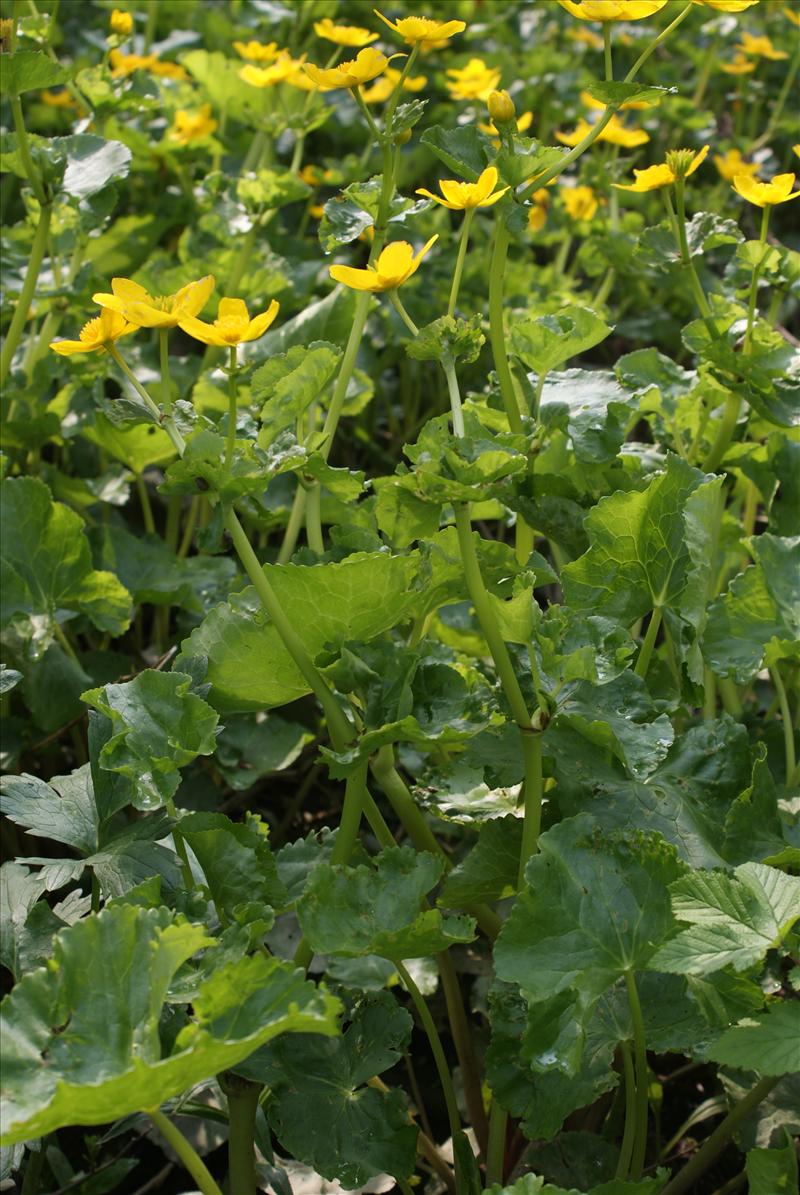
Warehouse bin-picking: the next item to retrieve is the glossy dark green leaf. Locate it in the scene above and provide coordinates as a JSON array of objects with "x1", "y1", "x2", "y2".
[
  {"x1": 420, "y1": 124, "x2": 493, "y2": 181},
  {"x1": 537, "y1": 369, "x2": 638, "y2": 463},
  {"x1": 511, "y1": 307, "x2": 612, "y2": 376},
  {"x1": 0, "y1": 767, "x2": 98, "y2": 855}
]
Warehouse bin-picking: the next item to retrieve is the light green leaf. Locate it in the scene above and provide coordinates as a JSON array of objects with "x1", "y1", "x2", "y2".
[
  {"x1": 650, "y1": 863, "x2": 800, "y2": 975},
  {"x1": 60, "y1": 135, "x2": 132, "y2": 200},
  {"x1": 511, "y1": 307, "x2": 612, "y2": 376},
  {"x1": 585, "y1": 81, "x2": 672, "y2": 107},
  {"x1": 0, "y1": 50, "x2": 67, "y2": 96},
  {"x1": 746, "y1": 1133, "x2": 799, "y2": 1195},
  {"x1": 179, "y1": 811, "x2": 287, "y2": 929},
  {"x1": 495, "y1": 814, "x2": 684, "y2": 1004},
  {"x1": 537, "y1": 369, "x2": 639, "y2": 464},
  {"x1": 253, "y1": 341, "x2": 342, "y2": 446},
  {"x1": 297, "y1": 846, "x2": 476, "y2": 961},
  {"x1": 81, "y1": 670, "x2": 220, "y2": 811},
  {"x1": 709, "y1": 1004, "x2": 800, "y2": 1077},
  {"x1": 419, "y1": 124, "x2": 493, "y2": 181},
  {"x1": 703, "y1": 534, "x2": 800, "y2": 682},
  {"x1": 239, "y1": 992, "x2": 417, "y2": 1187},
  {"x1": 562, "y1": 454, "x2": 721, "y2": 626},
  {"x1": 81, "y1": 414, "x2": 178, "y2": 472},
  {"x1": 178, "y1": 553, "x2": 422, "y2": 711},
  {"x1": 0, "y1": 477, "x2": 131, "y2": 645},
  {"x1": 0, "y1": 905, "x2": 341, "y2": 1145}
]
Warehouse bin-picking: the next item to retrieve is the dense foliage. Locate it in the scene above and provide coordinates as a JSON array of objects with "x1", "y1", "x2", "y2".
[{"x1": 1, "y1": 1, "x2": 799, "y2": 1193}]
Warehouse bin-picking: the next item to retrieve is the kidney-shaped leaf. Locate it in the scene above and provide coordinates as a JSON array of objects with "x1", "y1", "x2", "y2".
[{"x1": 0, "y1": 904, "x2": 340, "y2": 1145}]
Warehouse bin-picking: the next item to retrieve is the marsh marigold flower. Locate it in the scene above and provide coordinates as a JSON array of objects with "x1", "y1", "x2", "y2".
[
  {"x1": 330, "y1": 238, "x2": 438, "y2": 292},
  {"x1": 240, "y1": 53, "x2": 305, "y2": 88},
  {"x1": 692, "y1": 0, "x2": 759, "y2": 11},
  {"x1": 233, "y1": 40, "x2": 279, "y2": 62},
  {"x1": 93, "y1": 276, "x2": 215, "y2": 329},
  {"x1": 446, "y1": 58, "x2": 502, "y2": 102},
  {"x1": 416, "y1": 166, "x2": 509, "y2": 210},
  {"x1": 169, "y1": 103, "x2": 217, "y2": 145},
  {"x1": 110, "y1": 8, "x2": 133, "y2": 36},
  {"x1": 713, "y1": 148, "x2": 759, "y2": 181},
  {"x1": 50, "y1": 309, "x2": 134, "y2": 356},
  {"x1": 736, "y1": 32, "x2": 788, "y2": 61},
  {"x1": 614, "y1": 145, "x2": 708, "y2": 191},
  {"x1": 304, "y1": 47, "x2": 390, "y2": 90},
  {"x1": 528, "y1": 188, "x2": 550, "y2": 232},
  {"x1": 479, "y1": 111, "x2": 534, "y2": 137},
  {"x1": 180, "y1": 297, "x2": 280, "y2": 347},
  {"x1": 721, "y1": 53, "x2": 756, "y2": 75},
  {"x1": 374, "y1": 11, "x2": 466, "y2": 46},
  {"x1": 557, "y1": 114, "x2": 649, "y2": 149},
  {"x1": 562, "y1": 185, "x2": 599, "y2": 220},
  {"x1": 558, "y1": 0, "x2": 668, "y2": 20},
  {"x1": 732, "y1": 172, "x2": 800, "y2": 207},
  {"x1": 314, "y1": 18, "x2": 378, "y2": 47},
  {"x1": 362, "y1": 66, "x2": 427, "y2": 104}
]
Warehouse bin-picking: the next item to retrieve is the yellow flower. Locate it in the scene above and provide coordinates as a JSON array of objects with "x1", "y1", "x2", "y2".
[
  {"x1": 721, "y1": 53, "x2": 756, "y2": 75},
  {"x1": 580, "y1": 88, "x2": 654, "y2": 111},
  {"x1": 40, "y1": 88, "x2": 79, "y2": 110},
  {"x1": 556, "y1": 114, "x2": 649, "y2": 148},
  {"x1": 446, "y1": 58, "x2": 502, "y2": 102},
  {"x1": 240, "y1": 53, "x2": 305, "y2": 88},
  {"x1": 713, "y1": 148, "x2": 759, "y2": 182},
  {"x1": 309, "y1": 203, "x2": 326, "y2": 220},
  {"x1": 374, "y1": 11, "x2": 466, "y2": 46},
  {"x1": 558, "y1": 0, "x2": 668, "y2": 20},
  {"x1": 330, "y1": 237, "x2": 438, "y2": 292},
  {"x1": 614, "y1": 144, "x2": 708, "y2": 191},
  {"x1": 361, "y1": 66, "x2": 427, "y2": 104},
  {"x1": 179, "y1": 297, "x2": 280, "y2": 347},
  {"x1": 109, "y1": 50, "x2": 188, "y2": 80},
  {"x1": 313, "y1": 18, "x2": 378, "y2": 47},
  {"x1": 528, "y1": 189, "x2": 550, "y2": 232},
  {"x1": 110, "y1": 8, "x2": 133, "y2": 36},
  {"x1": 562, "y1": 185, "x2": 599, "y2": 220},
  {"x1": 479, "y1": 111, "x2": 534, "y2": 136},
  {"x1": 93, "y1": 276, "x2": 215, "y2": 329},
  {"x1": 794, "y1": 145, "x2": 800, "y2": 159},
  {"x1": 732, "y1": 171, "x2": 800, "y2": 207},
  {"x1": 169, "y1": 103, "x2": 218, "y2": 145},
  {"x1": 416, "y1": 166, "x2": 510, "y2": 210},
  {"x1": 146, "y1": 57, "x2": 188, "y2": 81},
  {"x1": 304, "y1": 47, "x2": 390, "y2": 90},
  {"x1": 50, "y1": 308, "x2": 134, "y2": 356},
  {"x1": 736, "y1": 32, "x2": 788, "y2": 60},
  {"x1": 692, "y1": 0, "x2": 759, "y2": 10},
  {"x1": 566, "y1": 26, "x2": 605, "y2": 49},
  {"x1": 233, "y1": 40, "x2": 280, "y2": 62},
  {"x1": 784, "y1": 6, "x2": 800, "y2": 26}
]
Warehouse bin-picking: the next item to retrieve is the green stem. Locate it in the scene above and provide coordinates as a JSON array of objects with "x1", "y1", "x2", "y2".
[
  {"x1": 488, "y1": 223, "x2": 524, "y2": 434},
  {"x1": 517, "y1": 734, "x2": 543, "y2": 887},
  {"x1": 437, "y1": 950, "x2": 489, "y2": 1153},
  {"x1": 148, "y1": 1109, "x2": 223, "y2": 1195},
  {"x1": 625, "y1": 970, "x2": 649, "y2": 1181},
  {"x1": 318, "y1": 289, "x2": 371, "y2": 460},
  {"x1": 0, "y1": 201, "x2": 51, "y2": 388},
  {"x1": 718, "y1": 676, "x2": 743, "y2": 719},
  {"x1": 603, "y1": 23, "x2": 613, "y2": 82},
  {"x1": 395, "y1": 962, "x2": 464, "y2": 1168},
  {"x1": 384, "y1": 44, "x2": 419, "y2": 125},
  {"x1": 135, "y1": 474, "x2": 156, "y2": 536},
  {"x1": 770, "y1": 663, "x2": 796, "y2": 781},
  {"x1": 222, "y1": 1073, "x2": 262, "y2": 1195},
  {"x1": 448, "y1": 208, "x2": 475, "y2": 317},
  {"x1": 623, "y1": 2, "x2": 694, "y2": 83},
  {"x1": 143, "y1": 0, "x2": 159, "y2": 52},
  {"x1": 53, "y1": 619, "x2": 79, "y2": 663},
  {"x1": 485, "y1": 1100, "x2": 507, "y2": 1186},
  {"x1": 667, "y1": 185, "x2": 713, "y2": 321},
  {"x1": 225, "y1": 509, "x2": 353, "y2": 749},
  {"x1": 304, "y1": 484, "x2": 324, "y2": 554},
  {"x1": 744, "y1": 205, "x2": 770, "y2": 354},
  {"x1": 389, "y1": 290, "x2": 419, "y2": 337},
  {"x1": 750, "y1": 46, "x2": 799, "y2": 151},
  {"x1": 702, "y1": 391, "x2": 741, "y2": 473},
  {"x1": 159, "y1": 329, "x2": 173, "y2": 416},
  {"x1": 10, "y1": 94, "x2": 47, "y2": 206},
  {"x1": 108, "y1": 347, "x2": 186, "y2": 455},
  {"x1": 660, "y1": 1076, "x2": 780, "y2": 1195},
  {"x1": 553, "y1": 234, "x2": 572, "y2": 278},
  {"x1": 164, "y1": 796, "x2": 195, "y2": 891},
  {"x1": 616, "y1": 1040, "x2": 637, "y2": 1180},
  {"x1": 225, "y1": 345, "x2": 238, "y2": 470},
  {"x1": 634, "y1": 607, "x2": 662, "y2": 681},
  {"x1": 277, "y1": 483, "x2": 308, "y2": 563},
  {"x1": 177, "y1": 496, "x2": 199, "y2": 558}
]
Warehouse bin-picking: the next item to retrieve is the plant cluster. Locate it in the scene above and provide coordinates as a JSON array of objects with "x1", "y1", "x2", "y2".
[{"x1": 1, "y1": 1, "x2": 799, "y2": 1194}]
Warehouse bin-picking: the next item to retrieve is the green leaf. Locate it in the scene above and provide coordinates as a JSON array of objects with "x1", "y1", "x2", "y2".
[
  {"x1": 703, "y1": 534, "x2": 800, "y2": 682},
  {"x1": 0, "y1": 863, "x2": 47, "y2": 979},
  {"x1": 562, "y1": 454, "x2": 721, "y2": 626},
  {"x1": 297, "y1": 846, "x2": 476, "y2": 961},
  {"x1": 81, "y1": 670, "x2": 220, "y2": 811},
  {"x1": 236, "y1": 169, "x2": 310, "y2": 211},
  {"x1": 179, "y1": 811, "x2": 287, "y2": 930},
  {"x1": 318, "y1": 193, "x2": 373, "y2": 252},
  {"x1": 746, "y1": 1133, "x2": 799, "y2": 1195},
  {"x1": 0, "y1": 477, "x2": 131, "y2": 646},
  {"x1": 239, "y1": 992, "x2": 417, "y2": 1187},
  {"x1": 495, "y1": 814, "x2": 684, "y2": 1004},
  {"x1": 0, "y1": 766, "x2": 98, "y2": 855},
  {"x1": 405, "y1": 315, "x2": 485, "y2": 365},
  {"x1": 214, "y1": 713, "x2": 312, "y2": 791},
  {"x1": 537, "y1": 369, "x2": 638, "y2": 464},
  {"x1": 708, "y1": 1004, "x2": 800, "y2": 1077},
  {"x1": 82, "y1": 414, "x2": 178, "y2": 472},
  {"x1": 178, "y1": 552, "x2": 422, "y2": 711},
  {"x1": 496, "y1": 140, "x2": 567, "y2": 189},
  {"x1": 60, "y1": 135, "x2": 132, "y2": 200},
  {"x1": 0, "y1": 665, "x2": 22, "y2": 695},
  {"x1": 0, "y1": 50, "x2": 67, "y2": 96},
  {"x1": 0, "y1": 904, "x2": 341, "y2": 1144},
  {"x1": 487, "y1": 1175, "x2": 666, "y2": 1195},
  {"x1": 440, "y1": 816, "x2": 523, "y2": 907},
  {"x1": 403, "y1": 411, "x2": 529, "y2": 505},
  {"x1": 420, "y1": 124, "x2": 494, "y2": 181},
  {"x1": 585, "y1": 81, "x2": 672, "y2": 107},
  {"x1": 511, "y1": 307, "x2": 612, "y2": 375},
  {"x1": 650, "y1": 862, "x2": 800, "y2": 976},
  {"x1": 253, "y1": 341, "x2": 342, "y2": 446}
]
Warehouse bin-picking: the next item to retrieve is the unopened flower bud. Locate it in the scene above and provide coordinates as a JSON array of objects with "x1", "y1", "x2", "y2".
[
  {"x1": 394, "y1": 128, "x2": 412, "y2": 146},
  {"x1": 110, "y1": 8, "x2": 133, "y2": 36},
  {"x1": 665, "y1": 148, "x2": 698, "y2": 180},
  {"x1": 487, "y1": 89, "x2": 516, "y2": 126}
]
